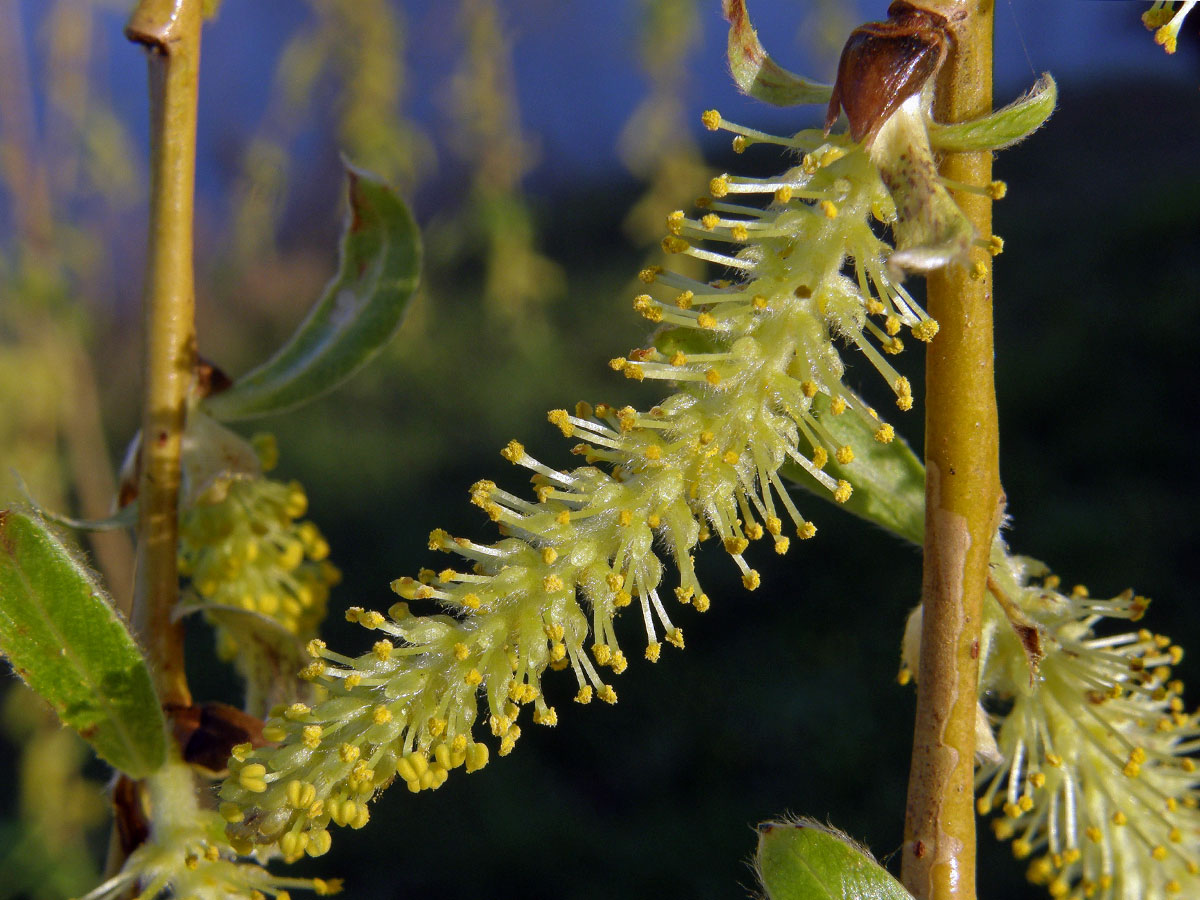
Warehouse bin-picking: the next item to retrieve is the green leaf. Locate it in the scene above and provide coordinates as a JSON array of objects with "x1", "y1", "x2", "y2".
[
  {"x1": 781, "y1": 393, "x2": 925, "y2": 545},
  {"x1": 757, "y1": 818, "x2": 916, "y2": 900},
  {"x1": 929, "y1": 73, "x2": 1057, "y2": 153},
  {"x1": 203, "y1": 161, "x2": 421, "y2": 421},
  {"x1": 722, "y1": 0, "x2": 832, "y2": 107},
  {"x1": 0, "y1": 510, "x2": 165, "y2": 778}
]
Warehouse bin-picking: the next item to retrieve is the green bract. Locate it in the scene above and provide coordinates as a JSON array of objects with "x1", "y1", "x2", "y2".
[
  {"x1": 0, "y1": 510, "x2": 165, "y2": 778},
  {"x1": 757, "y1": 819, "x2": 915, "y2": 900},
  {"x1": 202, "y1": 162, "x2": 420, "y2": 421},
  {"x1": 722, "y1": 0, "x2": 832, "y2": 107}
]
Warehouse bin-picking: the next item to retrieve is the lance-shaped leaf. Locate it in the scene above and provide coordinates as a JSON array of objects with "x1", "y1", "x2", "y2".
[
  {"x1": 757, "y1": 818, "x2": 916, "y2": 900},
  {"x1": 782, "y1": 393, "x2": 925, "y2": 546},
  {"x1": 929, "y1": 73, "x2": 1056, "y2": 153},
  {"x1": 0, "y1": 510, "x2": 165, "y2": 777},
  {"x1": 203, "y1": 162, "x2": 421, "y2": 421},
  {"x1": 723, "y1": 0, "x2": 831, "y2": 107}
]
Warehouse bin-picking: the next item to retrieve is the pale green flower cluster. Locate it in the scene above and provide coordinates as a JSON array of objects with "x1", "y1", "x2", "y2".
[
  {"x1": 179, "y1": 432, "x2": 340, "y2": 654},
  {"x1": 973, "y1": 556, "x2": 1199, "y2": 900},
  {"x1": 82, "y1": 762, "x2": 340, "y2": 900},
  {"x1": 178, "y1": 430, "x2": 341, "y2": 714},
  {"x1": 217, "y1": 107, "x2": 952, "y2": 856}
]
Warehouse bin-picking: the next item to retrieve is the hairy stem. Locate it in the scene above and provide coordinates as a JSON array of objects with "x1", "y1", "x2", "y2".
[
  {"x1": 127, "y1": 0, "x2": 203, "y2": 709},
  {"x1": 901, "y1": 3, "x2": 999, "y2": 900}
]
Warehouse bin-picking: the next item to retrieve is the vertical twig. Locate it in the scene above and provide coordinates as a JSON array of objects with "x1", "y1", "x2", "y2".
[
  {"x1": 127, "y1": 0, "x2": 204, "y2": 710},
  {"x1": 901, "y1": 3, "x2": 998, "y2": 900}
]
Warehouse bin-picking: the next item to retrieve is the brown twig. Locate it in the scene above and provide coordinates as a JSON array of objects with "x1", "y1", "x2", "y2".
[{"x1": 900, "y1": 3, "x2": 999, "y2": 900}]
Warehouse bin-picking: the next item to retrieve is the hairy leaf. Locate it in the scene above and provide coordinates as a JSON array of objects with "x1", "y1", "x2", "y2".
[
  {"x1": 757, "y1": 819, "x2": 915, "y2": 900},
  {"x1": 929, "y1": 73, "x2": 1057, "y2": 152},
  {"x1": 203, "y1": 162, "x2": 421, "y2": 420},
  {"x1": 723, "y1": 0, "x2": 832, "y2": 106},
  {"x1": 0, "y1": 510, "x2": 165, "y2": 777}
]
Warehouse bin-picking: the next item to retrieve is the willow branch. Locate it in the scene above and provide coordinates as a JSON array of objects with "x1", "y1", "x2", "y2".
[
  {"x1": 901, "y1": 3, "x2": 999, "y2": 900},
  {"x1": 127, "y1": 0, "x2": 203, "y2": 709}
]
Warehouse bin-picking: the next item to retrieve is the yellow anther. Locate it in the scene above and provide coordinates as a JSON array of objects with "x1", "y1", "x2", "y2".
[
  {"x1": 666, "y1": 210, "x2": 686, "y2": 235},
  {"x1": 732, "y1": 135, "x2": 748, "y2": 153},
  {"x1": 645, "y1": 642, "x2": 662, "y2": 662},
  {"x1": 774, "y1": 186, "x2": 793, "y2": 204},
  {"x1": 501, "y1": 440, "x2": 524, "y2": 463},
  {"x1": 661, "y1": 235, "x2": 689, "y2": 254},
  {"x1": 701, "y1": 213, "x2": 719, "y2": 230},
  {"x1": 989, "y1": 180, "x2": 1007, "y2": 199},
  {"x1": 360, "y1": 611, "x2": 385, "y2": 629},
  {"x1": 373, "y1": 639, "x2": 394, "y2": 661},
  {"x1": 798, "y1": 521, "x2": 817, "y2": 540},
  {"x1": 819, "y1": 200, "x2": 838, "y2": 218},
  {"x1": 665, "y1": 628, "x2": 684, "y2": 649},
  {"x1": 543, "y1": 574, "x2": 565, "y2": 592},
  {"x1": 833, "y1": 480, "x2": 853, "y2": 503},
  {"x1": 238, "y1": 763, "x2": 268, "y2": 793},
  {"x1": 730, "y1": 224, "x2": 749, "y2": 242},
  {"x1": 219, "y1": 801, "x2": 245, "y2": 823},
  {"x1": 701, "y1": 109, "x2": 721, "y2": 130},
  {"x1": 302, "y1": 725, "x2": 323, "y2": 748},
  {"x1": 597, "y1": 685, "x2": 618, "y2": 704},
  {"x1": 830, "y1": 396, "x2": 847, "y2": 415},
  {"x1": 697, "y1": 313, "x2": 718, "y2": 330},
  {"x1": 709, "y1": 175, "x2": 729, "y2": 198},
  {"x1": 705, "y1": 368, "x2": 721, "y2": 385},
  {"x1": 742, "y1": 570, "x2": 761, "y2": 591},
  {"x1": 461, "y1": 593, "x2": 482, "y2": 610},
  {"x1": 913, "y1": 319, "x2": 939, "y2": 342},
  {"x1": 800, "y1": 380, "x2": 818, "y2": 398},
  {"x1": 835, "y1": 445, "x2": 854, "y2": 465},
  {"x1": 575, "y1": 685, "x2": 593, "y2": 704},
  {"x1": 372, "y1": 705, "x2": 393, "y2": 725}
]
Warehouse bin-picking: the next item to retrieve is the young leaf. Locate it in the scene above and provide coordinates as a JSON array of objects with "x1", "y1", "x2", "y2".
[
  {"x1": 723, "y1": 0, "x2": 832, "y2": 107},
  {"x1": 928, "y1": 73, "x2": 1056, "y2": 152},
  {"x1": 202, "y1": 161, "x2": 421, "y2": 421},
  {"x1": 757, "y1": 818, "x2": 916, "y2": 900},
  {"x1": 0, "y1": 510, "x2": 166, "y2": 777},
  {"x1": 782, "y1": 393, "x2": 926, "y2": 546}
]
